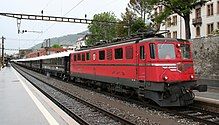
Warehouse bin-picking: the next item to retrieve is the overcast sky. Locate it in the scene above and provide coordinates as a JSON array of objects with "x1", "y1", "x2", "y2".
[{"x1": 0, "y1": 0, "x2": 129, "y2": 54}]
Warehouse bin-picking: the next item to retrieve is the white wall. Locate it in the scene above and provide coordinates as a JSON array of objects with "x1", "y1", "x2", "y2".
[{"x1": 160, "y1": 0, "x2": 219, "y2": 39}]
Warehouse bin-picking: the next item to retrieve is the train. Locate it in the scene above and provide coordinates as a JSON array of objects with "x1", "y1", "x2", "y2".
[{"x1": 13, "y1": 35, "x2": 207, "y2": 107}]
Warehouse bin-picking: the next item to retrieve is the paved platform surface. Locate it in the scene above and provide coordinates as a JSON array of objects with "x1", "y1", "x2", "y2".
[
  {"x1": 194, "y1": 79, "x2": 219, "y2": 104},
  {"x1": 197, "y1": 79, "x2": 219, "y2": 88},
  {"x1": 0, "y1": 66, "x2": 79, "y2": 125}
]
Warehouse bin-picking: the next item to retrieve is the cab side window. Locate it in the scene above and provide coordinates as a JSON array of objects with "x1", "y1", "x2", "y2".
[
  {"x1": 125, "y1": 46, "x2": 133, "y2": 59},
  {"x1": 99, "y1": 50, "x2": 105, "y2": 60},
  {"x1": 74, "y1": 54, "x2": 77, "y2": 61},
  {"x1": 77, "y1": 54, "x2": 81, "y2": 61},
  {"x1": 115, "y1": 48, "x2": 123, "y2": 59},
  {"x1": 149, "y1": 43, "x2": 156, "y2": 59},
  {"x1": 140, "y1": 46, "x2": 145, "y2": 59}
]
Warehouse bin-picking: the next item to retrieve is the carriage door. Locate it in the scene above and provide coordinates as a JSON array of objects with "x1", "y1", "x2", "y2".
[{"x1": 138, "y1": 44, "x2": 146, "y2": 81}]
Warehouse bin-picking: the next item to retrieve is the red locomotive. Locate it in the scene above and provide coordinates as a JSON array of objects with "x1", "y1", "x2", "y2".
[{"x1": 14, "y1": 34, "x2": 207, "y2": 107}]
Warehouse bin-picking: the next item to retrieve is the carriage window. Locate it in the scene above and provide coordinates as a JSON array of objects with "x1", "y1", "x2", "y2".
[
  {"x1": 149, "y1": 43, "x2": 156, "y2": 59},
  {"x1": 115, "y1": 48, "x2": 123, "y2": 59},
  {"x1": 107, "y1": 49, "x2": 112, "y2": 60},
  {"x1": 86, "y1": 52, "x2": 90, "y2": 60},
  {"x1": 140, "y1": 46, "x2": 145, "y2": 59},
  {"x1": 74, "y1": 54, "x2": 77, "y2": 61},
  {"x1": 99, "y1": 50, "x2": 105, "y2": 60},
  {"x1": 77, "y1": 54, "x2": 81, "y2": 61},
  {"x1": 82, "y1": 53, "x2": 85, "y2": 61},
  {"x1": 126, "y1": 46, "x2": 133, "y2": 59}
]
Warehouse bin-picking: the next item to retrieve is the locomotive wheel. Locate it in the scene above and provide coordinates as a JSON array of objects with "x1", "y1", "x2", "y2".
[
  {"x1": 126, "y1": 90, "x2": 135, "y2": 99},
  {"x1": 108, "y1": 84, "x2": 116, "y2": 95},
  {"x1": 138, "y1": 94, "x2": 150, "y2": 104}
]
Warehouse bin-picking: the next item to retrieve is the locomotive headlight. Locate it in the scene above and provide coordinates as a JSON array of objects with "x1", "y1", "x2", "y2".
[
  {"x1": 190, "y1": 75, "x2": 194, "y2": 79},
  {"x1": 163, "y1": 76, "x2": 168, "y2": 81},
  {"x1": 176, "y1": 43, "x2": 181, "y2": 48}
]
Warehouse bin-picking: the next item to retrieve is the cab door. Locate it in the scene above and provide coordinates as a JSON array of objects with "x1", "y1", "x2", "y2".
[{"x1": 137, "y1": 44, "x2": 146, "y2": 81}]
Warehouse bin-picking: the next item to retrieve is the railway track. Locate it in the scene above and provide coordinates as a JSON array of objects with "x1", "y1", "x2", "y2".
[
  {"x1": 106, "y1": 89, "x2": 219, "y2": 125},
  {"x1": 106, "y1": 92, "x2": 219, "y2": 125},
  {"x1": 13, "y1": 63, "x2": 219, "y2": 125},
  {"x1": 175, "y1": 106, "x2": 219, "y2": 125},
  {"x1": 13, "y1": 64, "x2": 136, "y2": 125}
]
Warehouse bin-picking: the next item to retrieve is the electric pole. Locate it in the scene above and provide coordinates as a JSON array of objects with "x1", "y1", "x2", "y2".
[{"x1": 1, "y1": 36, "x2": 5, "y2": 67}]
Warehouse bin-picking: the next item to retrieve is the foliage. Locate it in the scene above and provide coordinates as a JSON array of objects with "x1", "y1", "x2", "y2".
[
  {"x1": 52, "y1": 44, "x2": 62, "y2": 48},
  {"x1": 117, "y1": 8, "x2": 147, "y2": 37},
  {"x1": 31, "y1": 31, "x2": 88, "y2": 50},
  {"x1": 146, "y1": 0, "x2": 208, "y2": 39},
  {"x1": 128, "y1": 0, "x2": 152, "y2": 22},
  {"x1": 86, "y1": 12, "x2": 117, "y2": 45}
]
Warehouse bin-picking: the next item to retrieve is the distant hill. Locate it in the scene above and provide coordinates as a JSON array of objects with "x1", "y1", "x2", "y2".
[{"x1": 31, "y1": 30, "x2": 88, "y2": 50}]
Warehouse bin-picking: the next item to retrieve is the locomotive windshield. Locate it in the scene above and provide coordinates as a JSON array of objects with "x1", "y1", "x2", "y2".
[
  {"x1": 158, "y1": 44, "x2": 176, "y2": 59},
  {"x1": 180, "y1": 44, "x2": 191, "y2": 59}
]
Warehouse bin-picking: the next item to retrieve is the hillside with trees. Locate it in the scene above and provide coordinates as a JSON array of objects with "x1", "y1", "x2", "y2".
[{"x1": 31, "y1": 30, "x2": 88, "y2": 50}]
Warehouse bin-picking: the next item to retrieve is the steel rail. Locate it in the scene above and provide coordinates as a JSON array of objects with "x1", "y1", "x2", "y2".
[{"x1": 12, "y1": 64, "x2": 135, "y2": 125}]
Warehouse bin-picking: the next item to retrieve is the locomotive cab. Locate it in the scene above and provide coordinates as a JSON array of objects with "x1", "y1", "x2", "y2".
[
  {"x1": 138, "y1": 38, "x2": 207, "y2": 106},
  {"x1": 145, "y1": 39, "x2": 195, "y2": 83}
]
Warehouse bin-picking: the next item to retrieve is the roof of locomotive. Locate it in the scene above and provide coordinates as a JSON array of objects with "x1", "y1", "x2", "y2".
[
  {"x1": 13, "y1": 50, "x2": 74, "y2": 62},
  {"x1": 76, "y1": 37, "x2": 189, "y2": 52},
  {"x1": 76, "y1": 29, "x2": 191, "y2": 52}
]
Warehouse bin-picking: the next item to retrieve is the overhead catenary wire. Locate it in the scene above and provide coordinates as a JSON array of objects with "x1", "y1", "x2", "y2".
[
  {"x1": 5, "y1": 38, "x2": 44, "y2": 41},
  {"x1": 33, "y1": 0, "x2": 85, "y2": 44}
]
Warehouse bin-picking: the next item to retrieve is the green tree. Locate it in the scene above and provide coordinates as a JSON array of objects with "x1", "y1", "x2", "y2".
[
  {"x1": 117, "y1": 8, "x2": 147, "y2": 37},
  {"x1": 52, "y1": 44, "x2": 62, "y2": 48},
  {"x1": 146, "y1": 0, "x2": 208, "y2": 39},
  {"x1": 86, "y1": 12, "x2": 117, "y2": 45},
  {"x1": 128, "y1": 0, "x2": 152, "y2": 22}
]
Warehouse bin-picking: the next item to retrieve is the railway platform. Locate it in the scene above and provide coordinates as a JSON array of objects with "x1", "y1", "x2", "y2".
[
  {"x1": 0, "y1": 66, "x2": 79, "y2": 125},
  {"x1": 195, "y1": 79, "x2": 219, "y2": 105}
]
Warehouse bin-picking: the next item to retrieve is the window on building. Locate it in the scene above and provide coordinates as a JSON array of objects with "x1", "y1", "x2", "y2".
[
  {"x1": 125, "y1": 46, "x2": 133, "y2": 59},
  {"x1": 99, "y1": 50, "x2": 105, "y2": 60},
  {"x1": 217, "y1": 1, "x2": 219, "y2": 14},
  {"x1": 173, "y1": 31, "x2": 177, "y2": 38},
  {"x1": 86, "y1": 52, "x2": 90, "y2": 60},
  {"x1": 74, "y1": 54, "x2": 77, "y2": 61},
  {"x1": 115, "y1": 48, "x2": 123, "y2": 59},
  {"x1": 107, "y1": 49, "x2": 112, "y2": 60},
  {"x1": 207, "y1": 23, "x2": 214, "y2": 35},
  {"x1": 217, "y1": 22, "x2": 219, "y2": 29},
  {"x1": 82, "y1": 53, "x2": 85, "y2": 61},
  {"x1": 167, "y1": 32, "x2": 171, "y2": 38},
  {"x1": 196, "y1": 27, "x2": 200, "y2": 37},
  {"x1": 166, "y1": 17, "x2": 171, "y2": 27},
  {"x1": 158, "y1": 6, "x2": 163, "y2": 13},
  {"x1": 172, "y1": 16, "x2": 177, "y2": 26},
  {"x1": 195, "y1": 8, "x2": 201, "y2": 18},
  {"x1": 149, "y1": 43, "x2": 156, "y2": 59},
  {"x1": 154, "y1": 8, "x2": 158, "y2": 16},
  {"x1": 207, "y1": 3, "x2": 214, "y2": 16},
  {"x1": 77, "y1": 54, "x2": 81, "y2": 61},
  {"x1": 140, "y1": 46, "x2": 145, "y2": 59}
]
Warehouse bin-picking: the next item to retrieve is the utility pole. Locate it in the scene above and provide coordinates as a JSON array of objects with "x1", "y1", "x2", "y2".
[
  {"x1": 1, "y1": 36, "x2": 5, "y2": 67},
  {"x1": 45, "y1": 38, "x2": 50, "y2": 55}
]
